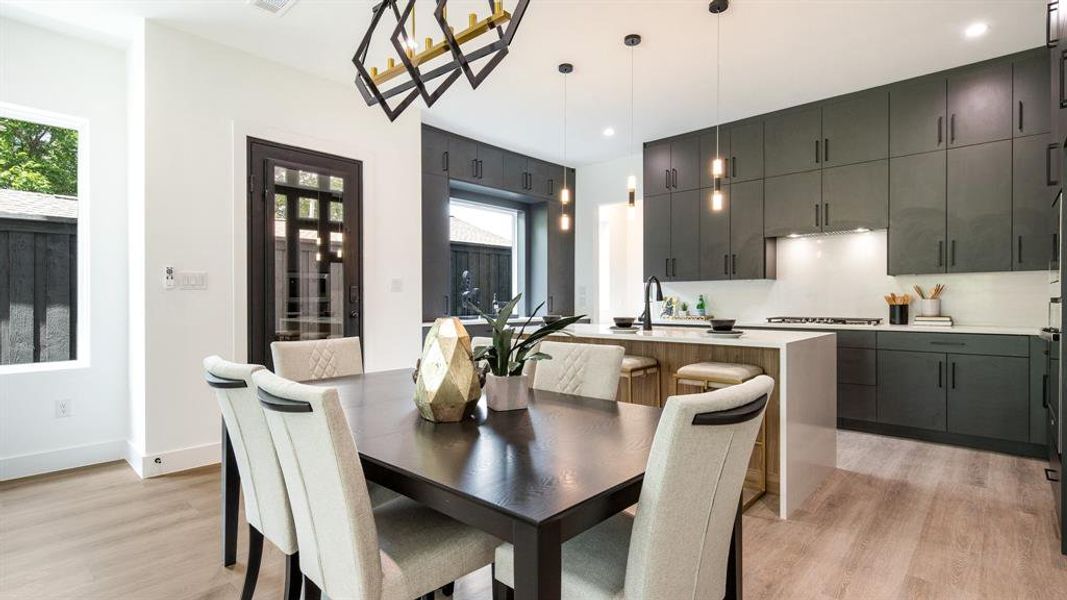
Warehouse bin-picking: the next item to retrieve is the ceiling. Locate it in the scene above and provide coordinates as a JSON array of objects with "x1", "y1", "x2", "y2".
[{"x1": 0, "y1": 0, "x2": 1047, "y2": 166}]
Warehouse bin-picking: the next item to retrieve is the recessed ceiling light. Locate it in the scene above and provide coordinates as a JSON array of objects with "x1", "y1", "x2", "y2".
[
  {"x1": 603, "y1": 127, "x2": 615, "y2": 137},
  {"x1": 964, "y1": 22, "x2": 989, "y2": 39}
]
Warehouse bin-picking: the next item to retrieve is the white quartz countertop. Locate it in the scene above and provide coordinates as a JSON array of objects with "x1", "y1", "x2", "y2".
[
  {"x1": 735, "y1": 321, "x2": 1042, "y2": 336},
  {"x1": 558, "y1": 323, "x2": 833, "y2": 349},
  {"x1": 422, "y1": 316, "x2": 543, "y2": 327}
]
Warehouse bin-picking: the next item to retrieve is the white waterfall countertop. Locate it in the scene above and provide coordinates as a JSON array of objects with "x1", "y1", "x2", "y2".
[{"x1": 559, "y1": 323, "x2": 833, "y2": 349}]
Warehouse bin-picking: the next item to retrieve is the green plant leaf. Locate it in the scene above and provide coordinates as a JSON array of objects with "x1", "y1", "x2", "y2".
[
  {"x1": 514, "y1": 314, "x2": 586, "y2": 353},
  {"x1": 494, "y1": 294, "x2": 522, "y2": 331}
]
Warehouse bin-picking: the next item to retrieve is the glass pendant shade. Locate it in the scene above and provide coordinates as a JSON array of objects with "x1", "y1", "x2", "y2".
[
  {"x1": 560, "y1": 186, "x2": 571, "y2": 205},
  {"x1": 560, "y1": 212, "x2": 571, "y2": 230},
  {"x1": 711, "y1": 189, "x2": 724, "y2": 212},
  {"x1": 712, "y1": 157, "x2": 724, "y2": 177}
]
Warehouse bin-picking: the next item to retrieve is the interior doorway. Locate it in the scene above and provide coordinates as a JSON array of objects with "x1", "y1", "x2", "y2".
[{"x1": 247, "y1": 138, "x2": 363, "y2": 368}]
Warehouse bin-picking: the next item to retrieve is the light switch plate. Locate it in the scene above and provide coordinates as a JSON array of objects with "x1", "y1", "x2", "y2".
[
  {"x1": 163, "y1": 266, "x2": 176, "y2": 290},
  {"x1": 389, "y1": 278, "x2": 403, "y2": 292},
  {"x1": 178, "y1": 271, "x2": 208, "y2": 290}
]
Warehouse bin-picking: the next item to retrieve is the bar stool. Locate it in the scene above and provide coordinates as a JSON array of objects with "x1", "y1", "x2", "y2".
[
  {"x1": 618, "y1": 355, "x2": 659, "y2": 406},
  {"x1": 671, "y1": 361, "x2": 767, "y2": 510}
]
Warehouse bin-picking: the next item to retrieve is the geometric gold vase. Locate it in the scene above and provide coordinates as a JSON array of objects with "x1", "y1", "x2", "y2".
[{"x1": 414, "y1": 317, "x2": 483, "y2": 422}]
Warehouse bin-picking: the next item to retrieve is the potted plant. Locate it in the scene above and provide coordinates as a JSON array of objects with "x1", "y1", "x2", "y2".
[{"x1": 467, "y1": 294, "x2": 585, "y2": 411}]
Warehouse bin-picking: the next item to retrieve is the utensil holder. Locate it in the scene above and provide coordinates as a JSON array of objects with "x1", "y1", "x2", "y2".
[
  {"x1": 919, "y1": 298, "x2": 941, "y2": 317},
  {"x1": 889, "y1": 304, "x2": 909, "y2": 325}
]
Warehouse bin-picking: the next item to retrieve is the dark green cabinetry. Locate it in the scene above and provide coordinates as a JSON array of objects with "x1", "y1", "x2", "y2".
[
  {"x1": 764, "y1": 106, "x2": 822, "y2": 177},
  {"x1": 699, "y1": 129, "x2": 730, "y2": 188},
  {"x1": 890, "y1": 77, "x2": 946, "y2": 157},
  {"x1": 946, "y1": 354, "x2": 1029, "y2": 442},
  {"x1": 546, "y1": 168, "x2": 575, "y2": 315},
  {"x1": 448, "y1": 136, "x2": 480, "y2": 183},
  {"x1": 668, "y1": 190, "x2": 702, "y2": 280},
  {"x1": 697, "y1": 181, "x2": 772, "y2": 281},
  {"x1": 642, "y1": 194, "x2": 671, "y2": 280},
  {"x1": 877, "y1": 350, "x2": 947, "y2": 431},
  {"x1": 947, "y1": 62, "x2": 1013, "y2": 147},
  {"x1": 1012, "y1": 133, "x2": 1059, "y2": 270},
  {"x1": 946, "y1": 140, "x2": 1012, "y2": 273},
  {"x1": 643, "y1": 141, "x2": 672, "y2": 197},
  {"x1": 421, "y1": 172, "x2": 450, "y2": 320},
  {"x1": 822, "y1": 90, "x2": 889, "y2": 167},
  {"x1": 822, "y1": 160, "x2": 888, "y2": 231},
  {"x1": 1015, "y1": 53, "x2": 1052, "y2": 137},
  {"x1": 764, "y1": 171, "x2": 821, "y2": 237},
  {"x1": 888, "y1": 151, "x2": 946, "y2": 275},
  {"x1": 422, "y1": 127, "x2": 451, "y2": 175},
  {"x1": 644, "y1": 138, "x2": 700, "y2": 195},
  {"x1": 698, "y1": 186, "x2": 731, "y2": 281}
]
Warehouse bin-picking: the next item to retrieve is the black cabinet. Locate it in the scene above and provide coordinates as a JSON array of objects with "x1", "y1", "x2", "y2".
[
  {"x1": 731, "y1": 180, "x2": 769, "y2": 279},
  {"x1": 947, "y1": 140, "x2": 1012, "y2": 272},
  {"x1": 448, "y1": 136, "x2": 480, "y2": 183},
  {"x1": 700, "y1": 129, "x2": 730, "y2": 189},
  {"x1": 546, "y1": 172, "x2": 575, "y2": 315},
  {"x1": 503, "y1": 151, "x2": 529, "y2": 194},
  {"x1": 729, "y1": 121, "x2": 765, "y2": 183},
  {"x1": 643, "y1": 195, "x2": 671, "y2": 280},
  {"x1": 889, "y1": 151, "x2": 946, "y2": 274},
  {"x1": 529, "y1": 159, "x2": 563, "y2": 199},
  {"x1": 1015, "y1": 53, "x2": 1051, "y2": 138},
  {"x1": 763, "y1": 170, "x2": 821, "y2": 237},
  {"x1": 947, "y1": 62, "x2": 1013, "y2": 147},
  {"x1": 1031, "y1": 336, "x2": 1050, "y2": 446},
  {"x1": 821, "y1": 160, "x2": 888, "y2": 232},
  {"x1": 821, "y1": 90, "x2": 889, "y2": 167},
  {"x1": 839, "y1": 384, "x2": 878, "y2": 422},
  {"x1": 946, "y1": 354, "x2": 1029, "y2": 442},
  {"x1": 1013, "y1": 133, "x2": 1059, "y2": 271},
  {"x1": 698, "y1": 186, "x2": 731, "y2": 281},
  {"x1": 890, "y1": 77, "x2": 946, "y2": 157},
  {"x1": 477, "y1": 145, "x2": 504, "y2": 189},
  {"x1": 422, "y1": 127, "x2": 451, "y2": 175},
  {"x1": 644, "y1": 137, "x2": 700, "y2": 195},
  {"x1": 643, "y1": 141, "x2": 672, "y2": 197},
  {"x1": 877, "y1": 350, "x2": 947, "y2": 432},
  {"x1": 421, "y1": 172, "x2": 451, "y2": 320},
  {"x1": 764, "y1": 106, "x2": 822, "y2": 177},
  {"x1": 669, "y1": 189, "x2": 701, "y2": 280}
]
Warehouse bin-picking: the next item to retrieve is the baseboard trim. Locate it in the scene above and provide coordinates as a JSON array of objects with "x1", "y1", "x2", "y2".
[
  {"x1": 0, "y1": 439, "x2": 128, "y2": 481},
  {"x1": 138, "y1": 442, "x2": 221, "y2": 478},
  {"x1": 838, "y1": 418, "x2": 1046, "y2": 459}
]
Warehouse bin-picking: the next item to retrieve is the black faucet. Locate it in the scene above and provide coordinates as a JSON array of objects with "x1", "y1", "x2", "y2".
[{"x1": 640, "y1": 275, "x2": 664, "y2": 331}]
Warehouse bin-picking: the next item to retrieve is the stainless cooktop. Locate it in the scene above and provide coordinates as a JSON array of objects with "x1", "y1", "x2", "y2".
[{"x1": 766, "y1": 316, "x2": 883, "y2": 326}]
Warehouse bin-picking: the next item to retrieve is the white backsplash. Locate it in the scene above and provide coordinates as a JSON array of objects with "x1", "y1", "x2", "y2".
[{"x1": 657, "y1": 230, "x2": 1049, "y2": 328}]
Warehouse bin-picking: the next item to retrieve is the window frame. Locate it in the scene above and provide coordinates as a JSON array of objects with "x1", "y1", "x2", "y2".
[{"x1": 0, "y1": 102, "x2": 91, "y2": 374}]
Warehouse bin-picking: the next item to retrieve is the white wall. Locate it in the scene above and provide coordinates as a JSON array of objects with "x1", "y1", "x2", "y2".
[
  {"x1": 576, "y1": 158, "x2": 1048, "y2": 329},
  {"x1": 0, "y1": 18, "x2": 130, "y2": 479},
  {"x1": 130, "y1": 22, "x2": 423, "y2": 475}
]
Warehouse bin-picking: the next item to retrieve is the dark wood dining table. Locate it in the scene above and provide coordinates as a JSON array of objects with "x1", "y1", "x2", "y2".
[{"x1": 220, "y1": 368, "x2": 742, "y2": 600}]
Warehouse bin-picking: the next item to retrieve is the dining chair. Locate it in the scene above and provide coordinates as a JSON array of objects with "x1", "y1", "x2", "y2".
[
  {"x1": 531, "y1": 341, "x2": 625, "y2": 401},
  {"x1": 270, "y1": 336, "x2": 363, "y2": 381},
  {"x1": 203, "y1": 356, "x2": 301, "y2": 600},
  {"x1": 492, "y1": 374, "x2": 774, "y2": 600},
  {"x1": 253, "y1": 369, "x2": 500, "y2": 600}
]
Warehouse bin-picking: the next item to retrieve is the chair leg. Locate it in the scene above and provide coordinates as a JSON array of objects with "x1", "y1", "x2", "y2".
[
  {"x1": 419, "y1": 593, "x2": 435, "y2": 600},
  {"x1": 240, "y1": 525, "x2": 264, "y2": 600},
  {"x1": 441, "y1": 581, "x2": 455, "y2": 596},
  {"x1": 303, "y1": 576, "x2": 321, "y2": 600},
  {"x1": 491, "y1": 563, "x2": 514, "y2": 600},
  {"x1": 283, "y1": 552, "x2": 301, "y2": 600}
]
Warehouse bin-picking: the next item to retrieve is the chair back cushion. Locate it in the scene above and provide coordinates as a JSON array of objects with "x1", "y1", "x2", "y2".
[
  {"x1": 253, "y1": 370, "x2": 382, "y2": 599},
  {"x1": 624, "y1": 375, "x2": 773, "y2": 600},
  {"x1": 531, "y1": 341, "x2": 625, "y2": 401},
  {"x1": 271, "y1": 337, "x2": 364, "y2": 381},
  {"x1": 203, "y1": 356, "x2": 296, "y2": 554}
]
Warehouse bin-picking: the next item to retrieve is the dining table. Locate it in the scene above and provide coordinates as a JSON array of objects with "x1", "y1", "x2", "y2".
[{"x1": 220, "y1": 368, "x2": 743, "y2": 600}]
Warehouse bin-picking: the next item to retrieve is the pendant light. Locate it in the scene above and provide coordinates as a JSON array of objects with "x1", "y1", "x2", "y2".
[
  {"x1": 709, "y1": 0, "x2": 728, "y2": 211},
  {"x1": 559, "y1": 62, "x2": 573, "y2": 231},
  {"x1": 624, "y1": 34, "x2": 641, "y2": 208}
]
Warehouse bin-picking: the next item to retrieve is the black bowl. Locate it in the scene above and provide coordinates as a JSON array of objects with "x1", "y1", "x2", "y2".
[
  {"x1": 542, "y1": 314, "x2": 562, "y2": 324},
  {"x1": 613, "y1": 317, "x2": 635, "y2": 328},
  {"x1": 709, "y1": 318, "x2": 735, "y2": 332}
]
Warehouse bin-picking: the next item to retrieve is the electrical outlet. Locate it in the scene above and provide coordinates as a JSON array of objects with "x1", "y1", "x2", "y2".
[
  {"x1": 55, "y1": 398, "x2": 72, "y2": 418},
  {"x1": 163, "y1": 266, "x2": 176, "y2": 290}
]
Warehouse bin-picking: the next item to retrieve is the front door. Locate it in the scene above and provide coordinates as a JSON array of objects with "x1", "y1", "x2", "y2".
[{"x1": 248, "y1": 139, "x2": 362, "y2": 368}]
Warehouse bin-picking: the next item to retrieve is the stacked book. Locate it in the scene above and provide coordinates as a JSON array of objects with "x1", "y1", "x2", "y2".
[{"x1": 913, "y1": 316, "x2": 953, "y2": 327}]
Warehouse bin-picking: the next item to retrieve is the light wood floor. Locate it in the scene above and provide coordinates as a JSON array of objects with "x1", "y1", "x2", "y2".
[{"x1": 2, "y1": 431, "x2": 1065, "y2": 599}]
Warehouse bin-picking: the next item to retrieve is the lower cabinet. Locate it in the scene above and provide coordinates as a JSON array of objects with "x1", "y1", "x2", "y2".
[
  {"x1": 946, "y1": 354, "x2": 1029, "y2": 442},
  {"x1": 839, "y1": 384, "x2": 877, "y2": 421},
  {"x1": 877, "y1": 350, "x2": 947, "y2": 432}
]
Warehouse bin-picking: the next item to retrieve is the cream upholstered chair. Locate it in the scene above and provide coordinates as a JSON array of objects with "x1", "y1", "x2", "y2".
[
  {"x1": 203, "y1": 356, "x2": 301, "y2": 600},
  {"x1": 270, "y1": 336, "x2": 363, "y2": 381},
  {"x1": 492, "y1": 375, "x2": 774, "y2": 600},
  {"x1": 253, "y1": 370, "x2": 499, "y2": 600},
  {"x1": 531, "y1": 341, "x2": 625, "y2": 401}
]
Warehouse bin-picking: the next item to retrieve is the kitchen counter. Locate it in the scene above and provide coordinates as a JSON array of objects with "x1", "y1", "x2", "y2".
[
  {"x1": 422, "y1": 316, "x2": 544, "y2": 327},
  {"x1": 643, "y1": 319, "x2": 1040, "y2": 336},
  {"x1": 562, "y1": 323, "x2": 834, "y2": 348}
]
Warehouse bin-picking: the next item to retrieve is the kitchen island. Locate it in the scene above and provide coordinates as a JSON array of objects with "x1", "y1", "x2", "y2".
[{"x1": 556, "y1": 324, "x2": 837, "y2": 519}]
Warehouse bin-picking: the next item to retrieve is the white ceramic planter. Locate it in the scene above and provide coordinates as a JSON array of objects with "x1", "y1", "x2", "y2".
[{"x1": 484, "y1": 373, "x2": 530, "y2": 411}]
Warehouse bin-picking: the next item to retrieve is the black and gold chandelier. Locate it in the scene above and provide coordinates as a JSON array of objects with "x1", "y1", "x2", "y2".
[{"x1": 352, "y1": 0, "x2": 530, "y2": 121}]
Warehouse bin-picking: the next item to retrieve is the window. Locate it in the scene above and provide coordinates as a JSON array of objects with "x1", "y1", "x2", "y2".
[
  {"x1": 449, "y1": 200, "x2": 526, "y2": 316},
  {"x1": 0, "y1": 107, "x2": 86, "y2": 369}
]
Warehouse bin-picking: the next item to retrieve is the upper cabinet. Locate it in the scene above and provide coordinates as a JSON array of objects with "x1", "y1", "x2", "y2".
[
  {"x1": 422, "y1": 127, "x2": 451, "y2": 175},
  {"x1": 1012, "y1": 134, "x2": 1059, "y2": 270},
  {"x1": 700, "y1": 121, "x2": 764, "y2": 188},
  {"x1": 699, "y1": 129, "x2": 730, "y2": 189},
  {"x1": 947, "y1": 62, "x2": 1013, "y2": 147},
  {"x1": 644, "y1": 136, "x2": 702, "y2": 195},
  {"x1": 890, "y1": 77, "x2": 946, "y2": 157},
  {"x1": 643, "y1": 141, "x2": 672, "y2": 197},
  {"x1": 764, "y1": 106, "x2": 822, "y2": 177},
  {"x1": 448, "y1": 136, "x2": 480, "y2": 183},
  {"x1": 1015, "y1": 53, "x2": 1052, "y2": 137},
  {"x1": 821, "y1": 90, "x2": 889, "y2": 168},
  {"x1": 946, "y1": 140, "x2": 1013, "y2": 273}
]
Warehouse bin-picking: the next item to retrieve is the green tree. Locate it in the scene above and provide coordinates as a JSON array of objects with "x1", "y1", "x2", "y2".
[{"x1": 0, "y1": 117, "x2": 78, "y2": 196}]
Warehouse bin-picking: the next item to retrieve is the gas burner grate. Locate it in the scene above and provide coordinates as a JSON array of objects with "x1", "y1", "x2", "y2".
[{"x1": 766, "y1": 316, "x2": 883, "y2": 326}]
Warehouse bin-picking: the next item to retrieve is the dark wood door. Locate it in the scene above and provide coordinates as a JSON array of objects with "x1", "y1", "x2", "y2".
[
  {"x1": 947, "y1": 62, "x2": 1013, "y2": 147},
  {"x1": 699, "y1": 186, "x2": 731, "y2": 281},
  {"x1": 1013, "y1": 134, "x2": 1059, "y2": 271},
  {"x1": 700, "y1": 129, "x2": 730, "y2": 188},
  {"x1": 821, "y1": 160, "x2": 888, "y2": 232},
  {"x1": 821, "y1": 90, "x2": 889, "y2": 167},
  {"x1": 947, "y1": 140, "x2": 1012, "y2": 273},
  {"x1": 477, "y1": 144, "x2": 505, "y2": 189},
  {"x1": 763, "y1": 170, "x2": 821, "y2": 237},
  {"x1": 946, "y1": 354, "x2": 1029, "y2": 442},
  {"x1": 877, "y1": 350, "x2": 947, "y2": 432},
  {"x1": 422, "y1": 172, "x2": 451, "y2": 320},
  {"x1": 764, "y1": 106, "x2": 822, "y2": 177},
  {"x1": 449, "y1": 136, "x2": 479, "y2": 183},
  {"x1": 643, "y1": 142, "x2": 673, "y2": 196},
  {"x1": 729, "y1": 120, "x2": 764, "y2": 183},
  {"x1": 730, "y1": 180, "x2": 766, "y2": 280},
  {"x1": 670, "y1": 136, "x2": 701, "y2": 192},
  {"x1": 248, "y1": 139, "x2": 362, "y2": 368},
  {"x1": 643, "y1": 194, "x2": 671, "y2": 280},
  {"x1": 503, "y1": 152, "x2": 529, "y2": 194},
  {"x1": 669, "y1": 189, "x2": 701, "y2": 280},
  {"x1": 888, "y1": 151, "x2": 946, "y2": 274},
  {"x1": 1014, "y1": 53, "x2": 1051, "y2": 138},
  {"x1": 890, "y1": 77, "x2": 946, "y2": 157},
  {"x1": 422, "y1": 127, "x2": 451, "y2": 175}
]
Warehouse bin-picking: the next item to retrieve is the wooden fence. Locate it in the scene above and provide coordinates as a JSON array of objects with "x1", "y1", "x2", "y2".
[
  {"x1": 0, "y1": 218, "x2": 77, "y2": 365},
  {"x1": 450, "y1": 242, "x2": 512, "y2": 316}
]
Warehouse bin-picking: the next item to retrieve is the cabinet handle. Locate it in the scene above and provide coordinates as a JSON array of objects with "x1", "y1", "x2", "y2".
[
  {"x1": 938, "y1": 361, "x2": 943, "y2": 388},
  {"x1": 815, "y1": 204, "x2": 820, "y2": 228},
  {"x1": 478, "y1": 160, "x2": 484, "y2": 179},
  {"x1": 929, "y1": 341, "x2": 966, "y2": 346},
  {"x1": 815, "y1": 139, "x2": 821, "y2": 164},
  {"x1": 824, "y1": 203, "x2": 829, "y2": 227},
  {"x1": 731, "y1": 254, "x2": 737, "y2": 275},
  {"x1": 1044, "y1": 373, "x2": 1050, "y2": 409},
  {"x1": 950, "y1": 239, "x2": 957, "y2": 266},
  {"x1": 472, "y1": 159, "x2": 478, "y2": 178},
  {"x1": 937, "y1": 116, "x2": 943, "y2": 146},
  {"x1": 824, "y1": 138, "x2": 829, "y2": 163},
  {"x1": 1054, "y1": 232, "x2": 1060, "y2": 263},
  {"x1": 1049, "y1": 1, "x2": 1060, "y2": 47},
  {"x1": 548, "y1": 296, "x2": 553, "y2": 312},
  {"x1": 1047, "y1": 468, "x2": 1060, "y2": 482},
  {"x1": 731, "y1": 156, "x2": 737, "y2": 178},
  {"x1": 444, "y1": 295, "x2": 449, "y2": 314},
  {"x1": 949, "y1": 114, "x2": 956, "y2": 143},
  {"x1": 724, "y1": 254, "x2": 729, "y2": 275},
  {"x1": 665, "y1": 257, "x2": 670, "y2": 277},
  {"x1": 951, "y1": 361, "x2": 957, "y2": 389},
  {"x1": 442, "y1": 151, "x2": 449, "y2": 172},
  {"x1": 1018, "y1": 235, "x2": 1024, "y2": 263},
  {"x1": 672, "y1": 168, "x2": 678, "y2": 188},
  {"x1": 938, "y1": 240, "x2": 944, "y2": 267},
  {"x1": 1018, "y1": 101, "x2": 1024, "y2": 132},
  {"x1": 1048, "y1": 143, "x2": 1060, "y2": 186},
  {"x1": 665, "y1": 169, "x2": 671, "y2": 190},
  {"x1": 1060, "y1": 50, "x2": 1067, "y2": 109},
  {"x1": 672, "y1": 257, "x2": 677, "y2": 277}
]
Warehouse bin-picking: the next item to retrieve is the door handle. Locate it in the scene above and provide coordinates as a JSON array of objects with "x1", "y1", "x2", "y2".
[
  {"x1": 1018, "y1": 235, "x2": 1024, "y2": 264},
  {"x1": 1043, "y1": 373, "x2": 1050, "y2": 409},
  {"x1": 949, "y1": 113, "x2": 956, "y2": 143},
  {"x1": 815, "y1": 139, "x2": 821, "y2": 164},
  {"x1": 950, "y1": 239, "x2": 957, "y2": 266},
  {"x1": 731, "y1": 254, "x2": 737, "y2": 275},
  {"x1": 672, "y1": 168, "x2": 678, "y2": 188},
  {"x1": 824, "y1": 138, "x2": 829, "y2": 163},
  {"x1": 672, "y1": 257, "x2": 677, "y2": 277},
  {"x1": 824, "y1": 203, "x2": 829, "y2": 227},
  {"x1": 1047, "y1": 468, "x2": 1061, "y2": 482},
  {"x1": 815, "y1": 204, "x2": 821, "y2": 228},
  {"x1": 665, "y1": 169, "x2": 671, "y2": 190},
  {"x1": 724, "y1": 254, "x2": 729, "y2": 276},
  {"x1": 1048, "y1": 143, "x2": 1060, "y2": 186},
  {"x1": 731, "y1": 156, "x2": 737, "y2": 178},
  {"x1": 1053, "y1": 232, "x2": 1059, "y2": 263},
  {"x1": 938, "y1": 240, "x2": 944, "y2": 267},
  {"x1": 665, "y1": 257, "x2": 670, "y2": 277},
  {"x1": 443, "y1": 295, "x2": 449, "y2": 314},
  {"x1": 937, "y1": 116, "x2": 943, "y2": 146},
  {"x1": 938, "y1": 361, "x2": 943, "y2": 388},
  {"x1": 1018, "y1": 100, "x2": 1024, "y2": 132},
  {"x1": 442, "y1": 150, "x2": 449, "y2": 172},
  {"x1": 1049, "y1": 1, "x2": 1060, "y2": 47},
  {"x1": 478, "y1": 160, "x2": 484, "y2": 179},
  {"x1": 471, "y1": 159, "x2": 478, "y2": 178},
  {"x1": 1060, "y1": 50, "x2": 1067, "y2": 109},
  {"x1": 951, "y1": 361, "x2": 957, "y2": 389}
]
